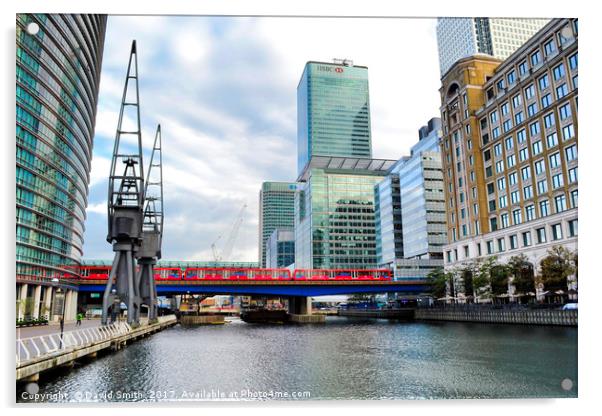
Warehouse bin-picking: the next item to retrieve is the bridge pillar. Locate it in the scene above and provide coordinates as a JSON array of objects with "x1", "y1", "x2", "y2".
[
  {"x1": 288, "y1": 296, "x2": 312, "y2": 315},
  {"x1": 32, "y1": 285, "x2": 42, "y2": 319}
]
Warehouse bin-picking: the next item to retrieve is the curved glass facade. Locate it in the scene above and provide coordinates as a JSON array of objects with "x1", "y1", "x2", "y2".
[{"x1": 16, "y1": 14, "x2": 107, "y2": 281}]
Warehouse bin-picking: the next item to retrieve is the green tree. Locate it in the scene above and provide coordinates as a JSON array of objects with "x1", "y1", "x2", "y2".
[
  {"x1": 539, "y1": 246, "x2": 575, "y2": 291},
  {"x1": 508, "y1": 254, "x2": 535, "y2": 295},
  {"x1": 490, "y1": 264, "x2": 510, "y2": 297},
  {"x1": 426, "y1": 267, "x2": 453, "y2": 299},
  {"x1": 472, "y1": 257, "x2": 498, "y2": 302}
]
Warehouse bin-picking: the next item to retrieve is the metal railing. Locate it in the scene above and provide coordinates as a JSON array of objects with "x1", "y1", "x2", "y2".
[{"x1": 16, "y1": 321, "x2": 131, "y2": 365}]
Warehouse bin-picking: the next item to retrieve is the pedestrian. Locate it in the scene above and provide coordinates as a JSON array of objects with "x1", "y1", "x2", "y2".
[{"x1": 76, "y1": 312, "x2": 83, "y2": 326}]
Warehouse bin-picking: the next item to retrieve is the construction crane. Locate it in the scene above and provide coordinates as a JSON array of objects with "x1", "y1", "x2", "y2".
[
  {"x1": 102, "y1": 40, "x2": 145, "y2": 325},
  {"x1": 210, "y1": 204, "x2": 247, "y2": 262},
  {"x1": 135, "y1": 124, "x2": 163, "y2": 321}
]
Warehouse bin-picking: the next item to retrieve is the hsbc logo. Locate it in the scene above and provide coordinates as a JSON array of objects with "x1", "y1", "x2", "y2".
[
  {"x1": 316, "y1": 65, "x2": 345, "y2": 74},
  {"x1": 335, "y1": 67, "x2": 344, "y2": 73}
]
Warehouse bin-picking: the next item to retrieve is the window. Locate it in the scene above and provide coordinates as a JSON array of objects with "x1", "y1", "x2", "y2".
[
  {"x1": 568, "y1": 219, "x2": 578, "y2": 237},
  {"x1": 525, "y1": 84, "x2": 535, "y2": 100},
  {"x1": 532, "y1": 141, "x2": 542, "y2": 155},
  {"x1": 489, "y1": 200, "x2": 496, "y2": 212},
  {"x1": 487, "y1": 240, "x2": 494, "y2": 255},
  {"x1": 490, "y1": 217, "x2": 498, "y2": 231},
  {"x1": 505, "y1": 137, "x2": 514, "y2": 150},
  {"x1": 459, "y1": 192, "x2": 464, "y2": 203},
  {"x1": 537, "y1": 227, "x2": 547, "y2": 244},
  {"x1": 553, "y1": 63, "x2": 565, "y2": 80},
  {"x1": 497, "y1": 79, "x2": 506, "y2": 92},
  {"x1": 486, "y1": 166, "x2": 493, "y2": 177},
  {"x1": 498, "y1": 238, "x2": 506, "y2": 252},
  {"x1": 565, "y1": 145, "x2": 577, "y2": 161},
  {"x1": 552, "y1": 223, "x2": 563, "y2": 240},
  {"x1": 556, "y1": 83, "x2": 568, "y2": 99},
  {"x1": 519, "y1": 148, "x2": 529, "y2": 162},
  {"x1": 469, "y1": 155, "x2": 474, "y2": 166},
  {"x1": 510, "y1": 234, "x2": 518, "y2": 249},
  {"x1": 517, "y1": 129, "x2": 526, "y2": 143},
  {"x1": 511, "y1": 190, "x2": 520, "y2": 204},
  {"x1": 501, "y1": 102, "x2": 509, "y2": 116},
  {"x1": 535, "y1": 159, "x2": 546, "y2": 175},
  {"x1": 512, "y1": 94, "x2": 522, "y2": 108},
  {"x1": 541, "y1": 94, "x2": 552, "y2": 109},
  {"x1": 496, "y1": 160, "x2": 504, "y2": 174},
  {"x1": 537, "y1": 179, "x2": 548, "y2": 194},
  {"x1": 484, "y1": 149, "x2": 491, "y2": 161},
  {"x1": 500, "y1": 213, "x2": 509, "y2": 228},
  {"x1": 497, "y1": 177, "x2": 506, "y2": 190},
  {"x1": 562, "y1": 124, "x2": 575, "y2": 140},
  {"x1": 473, "y1": 203, "x2": 479, "y2": 215},
  {"x1": 559, "y1": 103, "x2": 572, "y2": 120},
  {"x1": 492, "y1": 127, "x2": 500, "y2": 139},
  {"x1": 528, "y1": 103, "x2": 538, "y2": 117},
  {"x1": 463, "y1": 245, "x2": 469, "y2": 257},
  {"x1": 540, "y1": 200, "x2": 550, "y2": 217},
  {"x1": 572, "y1": 75, "x2": 578, "y2": 89},
  {"x1": 467, "y1": 138, "x2": 472, "y2": 148},
  {"x1": 494, "y1": 143, "x2": 503, "y2": 156},
  {"x1": 552, "y1": 173, "x2": 564, "y2": 189},
  {"x1": 470, "y1": 171, "x2": 475, "y2": 182},
  {"x1": 568, "y1": 167, "x2": 577, "y2": 183},
  {"x1": 490, "y1": 110, "x2": 498, "y2": 123},
  {"x1": 519, "y1": 61, "x2": 528, "y2": 75},
  {"x1": 499, "y1": 195, "x2": 507, "y2": 208},
  {"x1": 514, "y1": 111, "x2": 524, "y2": 125},
  {"x1": 446, "y1": 251, "x2": 451, "y2": 263},
  {"x1": 555, "y1": 194, "x2": 567, "y2": 212},
  {"x1": 523, "y1": 185, "x2": 533, "y2": 200},
  {"x1": 571, "y1": 189, "x2": 578, "y2": 207},
  {"x1": 549, "y1": 152, "x2": 561, "y2": 169},
  {"x1": 530, "y1": 50, "x2": 541, "y2": 67},
  {"x1": 544, "y1": 112, "x2": 555, "y2": 129},
  {"x1": 462, "y1": 224, "x2": 468, "y2": 237},
  {"x1": 509, "y1": 172, "x2": 518, "y2": 186},
  {"x1": 512, "y1": 209, "x2": 522, "y2": 225},
  {"x1": 508, "y1": 70, "x2": 516, "y2": 85},
  {"x1": 503, "y1": 120, "x2": 512, "y2": 133},
  {"x1": 523, "y1": 231, "x2": 532, "y2": 247},
  {"x1": 507, "y1": 154, "x2": 516, "y2": 168},
  {"x1": 569, "y1": 53, "x2": 578, "y2": 70},
  {"x1": 538, "y1": 74, "x2": 549, "y2": 90},
  {"x1": 547, "y1": 132, "x2": 558, "y2": 148},
  {"x1": 526, "y1": 204, "x2": 535, "y2": 221},
  {"x1": 530, "y1": 121, "x2": 540, "y2": 136},
  {"x1": 544, "y1": 39, "x2": 556, "y2": 56},
  {"x1": 521, "y1": 166, "x2": 531, "y2": 181}
]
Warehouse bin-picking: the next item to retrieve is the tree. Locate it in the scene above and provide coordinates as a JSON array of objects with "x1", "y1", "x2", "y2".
[
  {"x1": 472, "y1": 257, "x2": 498, "y2": 302},
  {"x1": 426, "y1": 267, "x2": 453, "y2": 299},
  {"x1": 508, "y1": 254, "x2": 535, "y2": 296},
  {"x1": 539, "y1": 246, "x2": 576, "y2": 291},
  {"x1": 490, "y1": 264, "x2": 510, "y2": 297}
]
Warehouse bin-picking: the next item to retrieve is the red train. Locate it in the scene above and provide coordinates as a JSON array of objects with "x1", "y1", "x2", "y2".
[{"x1": 77, "y1": 266, "x2": 392, "y2": 282}]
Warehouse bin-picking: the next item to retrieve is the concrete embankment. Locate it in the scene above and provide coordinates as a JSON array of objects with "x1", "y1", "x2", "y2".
[
  {"x1": 337, "y1": 309, "x2": 414, "y2": 319},
  {"x1": 414, "y1": 308, "x2": 577, "y2": 326},
  {"x1": 179, "y1": 315, "x2": 225, "y2": 325}
]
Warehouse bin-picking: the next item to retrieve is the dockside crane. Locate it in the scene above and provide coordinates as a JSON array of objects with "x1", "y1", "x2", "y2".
[
  {"x1": 102, "y1": 40, "x2": 145, "y2": 325},
  {"x1": 136, "y1": 124, "x2": 163, "y2": 321},
  {"x1": 210, "y1": 204, "x2": 247, "y2": 262}
]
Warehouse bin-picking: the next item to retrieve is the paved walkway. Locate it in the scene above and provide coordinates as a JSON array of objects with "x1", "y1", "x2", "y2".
[{"x1": 16, "y1": 319, "x2": 106, "y2": 339}]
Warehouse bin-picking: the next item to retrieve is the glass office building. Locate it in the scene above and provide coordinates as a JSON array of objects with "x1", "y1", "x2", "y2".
[
  {"x1": 258, "y1": 182, "x2": 297, "y2": 267},
  {"x1": 266, "y1": 229, "x2": 295, "y2": 268},
  {"x1": 16, "y1": 14, "x2": 107, "y2": 282},
  {"x1": 297, "y1": 61, "x2": 372, "y2": 175},
  {"x1": 295, "y1": 156, "x2": 396, "y2": 269}
]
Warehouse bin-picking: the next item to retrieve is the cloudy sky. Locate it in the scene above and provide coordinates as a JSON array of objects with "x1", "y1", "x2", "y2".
[{"x1": 83, "y1": 15, "x2": 442, "y2": 262}]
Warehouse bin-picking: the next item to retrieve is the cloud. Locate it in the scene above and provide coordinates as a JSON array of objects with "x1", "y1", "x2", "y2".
[{"x1": 82, "y1": 16, "x2": 441, "y2": 263}]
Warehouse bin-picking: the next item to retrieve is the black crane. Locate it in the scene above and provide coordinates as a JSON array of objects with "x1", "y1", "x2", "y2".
[
  {"x1": 102, "y1": 40, "x2": 145, "y2": 325},
  {"x1": 136, "y1": 124, "x2": 164, "y2": 321}
]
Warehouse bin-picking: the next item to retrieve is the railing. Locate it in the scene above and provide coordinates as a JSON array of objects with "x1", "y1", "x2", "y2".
[
  {"x1": 16, "y1": 321, "x2": 131, "y2": 365},
  {"x1": 417, "y1": 302, "x2": 570, "y2": 311}
]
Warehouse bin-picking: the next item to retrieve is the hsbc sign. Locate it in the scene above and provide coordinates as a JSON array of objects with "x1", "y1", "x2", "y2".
[{"x1": 316, "y1": 65, "x2": 344, "y2": 74}]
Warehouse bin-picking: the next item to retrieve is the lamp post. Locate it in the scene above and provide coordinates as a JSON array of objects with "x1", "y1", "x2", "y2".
[{"x1": 51, "y1": 278, "x2": 66, "y2": 348}]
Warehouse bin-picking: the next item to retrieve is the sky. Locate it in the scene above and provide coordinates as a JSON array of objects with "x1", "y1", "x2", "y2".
[{"x1": 83, "y1": 15, "x2": 442, "y2": 262}]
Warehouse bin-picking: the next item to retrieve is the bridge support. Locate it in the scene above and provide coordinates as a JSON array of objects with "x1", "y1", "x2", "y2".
[{"x1": 288, "y1": 296, "x2": 312, "y2": 315}]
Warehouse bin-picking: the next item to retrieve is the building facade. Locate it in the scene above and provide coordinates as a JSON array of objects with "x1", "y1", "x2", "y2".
[
  {"x1": 297, "y1": 60, "x2": 372, "y2": 175},
  {"x1": 437, "y1": 17, "x2": 550, "y2": 77},
  {"x1": 439, "y1": 19, "x2": 578, "y2": 290},
  {"x1": 265, "y1": 229, "x2": 295, "y2": 268},
  {"x1": 295, "y1": 156, "x2": 396, "y2": 270},
  {"x1": 258, "y1": 182, "x2": 297, "y2": 268},
  {"x1": 375, "y1": 118, "x2": 447, "y2": 280},
  {"x1": 16, "y1": 14, "x2": 108, "y2": 321}
]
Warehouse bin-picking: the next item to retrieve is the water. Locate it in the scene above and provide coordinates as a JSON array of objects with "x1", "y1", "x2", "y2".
[{"x1": 19, "y1": 317, "x2": 578, "y2": 402}]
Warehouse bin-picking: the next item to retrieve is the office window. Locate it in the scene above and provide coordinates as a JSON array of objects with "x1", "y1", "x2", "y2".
[
  {"x1": 571, "y1": 189, "x2": 578, "y2": 207},
  {"x1": 544, "y1": 39, "x2": 556, "y2": 55},
  {"x1": 490, "y1": 217, "x2": 498, "y2": 231},
  {"x1": 486, "y1": 166, "x2": 493, "y2": 178},
  {"x1": 565, "y1": 145, "x2": 577, "y2": 161},
  {"x1": 537, "y1": 179, "x2": 548, "y2": 195},
  {"x1": 517, "y1": 129, "x2": 526, "y2": 143},
  {"x1": 509, "y1": 234, "x2": 518, "y2": 249},
  {"x1": 555, "y1": 194, "x2": 567, "y2": 212},
  {"x1": 530, "y1": 121, "x2": 540, "y2": 136},
  {"x1": 463, "y1": 245, "x2": 469, "y2": 258},
  {"x1": 500, "y1": 213, "x2": 509, "y2": 228},
  {"x1": 495, "y1": 160, "x2": 504, "y2": 174},
  {"x1": 519, "y1": 148, "x2": 529, "y2": 162},
  {"x1": 497, "y1": 79, "x2": 506, "y2": 92},
  {"x1": 501, "y1": 102, "x2": 509, "y2": 116},
  {"x1": 469, "y1": 155, "x2": 474, "y2": 166},
  {"x1": 509, "y1": 172, "x2": 517, "y2": 186},
  {"x1": 446, "y1": 251, "x2": 451, "y2": 263},
  {"x1": 538, "y1": 73, "x2": 549, "y2": 90},
  {"x1": 489, "y1": 199, "x2": 496, "y2": 212},
  {"x1": 508, "y1": 70, "x2": 516, "y2": 85},
  {"x1": 462, "y1": 224, "x2": 468, "y2": 237},
  {"x1": 470, "y1": 171, "x2": 475, "y2": 182},
  {"x1": 568, "y1": 167, "x2": 578, "y2": 183},
  {"x1": 569, "y1": 53, "x2": 578, "y2": 70},
  {"x1": 534, "y1": 159, "x2": 545, "y2": 175},
  {"x1": 540, "y1": 200, "x2": 550, "y2": 217},
  {"x1": 494, "y1": 143, "x2": 502, "y2": 156},
  {"x1": 487, "y1": 240, "x2": 494, "y2": 255},
  {"x1": 492, "y1": 127, "x2": 500, "y2": 139},
  {"x1": 523, "y1": 185, "x2": 533, "y2": 200},
  {"x1": 559, "y1": 103, "x2": 572, "y2": 120},
  {"x1": 543, "y1": 113, "x2": 555, "y2": 129},
  {"x1": 499, "y1": 195, "x2": 507, "y2": 208},
  {"x1": 528, "y1": 103, "x2": 538, "y2": 117},
  {"x1": 556, "y1": 83, "x2": 568, "y2": 99},
  {"x1": 498, "y1": 238, "x2": 506, "y2": 252},
  {"x1": 523, "y1": 231, "x2": 532, "y2": 246},
  {"x1": 525, "y1": 84, "x2": 535, "y2": 100},
  {"x1": 553, "y1": 63, "x2": 566, "y2": 80},
  {"x1": 572, "y1": 75, "x2": 578, "y2": 89},
  {"x1": 552, "y1": 173, "x2": 564, "y2": 189},
  {"x1": 530, "y1": 50, "x2": 541, "y2": 67},
  {"x1": 568, "y1": 219, "x2": 578, "y2": 237},
  {"x1": 503, "y1": 120, "x2": 512, "y2": 133},
  {"x1": 537, "y1": 227, "x2": 547, "y2": 244},
  {"x1": 532, "y1": 141, "x2": 542, "y2": 155},
  {"x1": 521, "y1": 166, "x2": 531, "y2": 181},
  {"x1": 484, "y1": 149, "x2": 491, "y2": 162},
  {"x1": 490, "y1": 110, "x2": 498, "y2": 123},
  {"x1": 541, "y1": 94, "x2": 552, "y2": 109},
  {"x1": 512, "y1": 94, "x2": 522, "y2": 108},
  {"x1": 547, "y1": 132, "x2": 558, "y2": 148},
  {"x1": 505, "y1": 137, "x2": 514, "y2": 150},
  {"x1": 562, "y1": 124, "x2": 575, "y2": 140},
  {"x1": 511, "y1": 190, "x2": 520, "y2": 204},
  {"x1": 459, "y1": 192, "x2": 464, "y2": 203},
  {"x1": 512, "y1": 208, "x2": 522, "y2": 225},
  {"x1": 549, "y1": 152, "x2": 561, "y2": 169},
  {"x1": 552, "y1": 223, "x2": 563, "y2": 241},
  {"x1": 497, "y1": 177, "x2": 506, "y2": 190},
  {"x1": 467, "y1": 138, "x2": 472, "y2": 148},
  {"x1": 526, "y1": 204, "x2": 535, "y2": 221},
  {"x1": 519, "y1": 61, "x2": 528, "y2": 75},
  {"x1": 507, "y1": 154, "x2": 516, "y2": 168}
]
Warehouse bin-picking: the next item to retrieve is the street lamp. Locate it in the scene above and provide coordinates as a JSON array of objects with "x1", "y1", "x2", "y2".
[{"x1": 51, "y1": 278, "x2": 66, "y2": 349}]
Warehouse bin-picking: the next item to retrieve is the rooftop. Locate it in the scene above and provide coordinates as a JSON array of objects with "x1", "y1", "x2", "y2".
[{"x1": 297, "y1": 155, "x2": 397, "y2": 182}]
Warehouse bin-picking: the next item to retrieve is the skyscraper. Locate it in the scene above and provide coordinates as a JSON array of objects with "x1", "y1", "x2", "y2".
[
  {"x1": 16, "y1": 14, "x2": 107, "y2": 321},
  {"x1": 258, "y1": 182, "x2": 297, "y2": 268},
  {"x1": 297, "y1": 60, "x2": 372, "y2": 175},
  {"x1": 436, "y1": 17, "x2": 550, "y2": 77}
]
